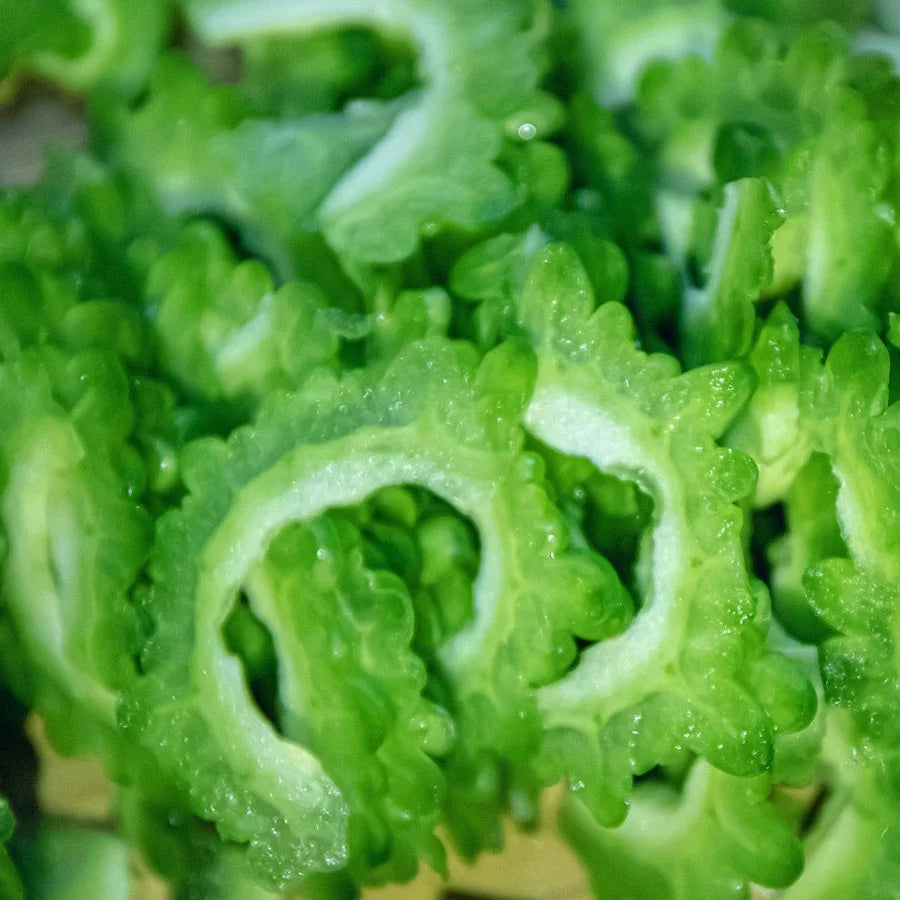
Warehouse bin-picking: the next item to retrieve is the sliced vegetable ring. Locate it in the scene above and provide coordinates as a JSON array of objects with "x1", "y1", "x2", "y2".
[
  {"x1": 517, "y1": 246, "x2": 815, "y2": 822},
  {"x1": 126, "y1": 336, "x2": 628, "y2": 885},
  {"x1": 108, "y1": 0, "x2": 555, "y2": 263}
]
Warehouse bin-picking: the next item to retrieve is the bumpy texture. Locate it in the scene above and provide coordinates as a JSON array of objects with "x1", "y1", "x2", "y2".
[
  {"x1": 727, "y1": 304, "x2": 900, "y2": 897},
  {"x1": 0, "y1": 187, "x2": 160, "y2": 766},
  {"x1": 143, "y1": 221, "x2": 343, "y2": 402},
  {"x1": 124, "y1": 336, "x2": 633, "y2": 885},
  {"x1": 99, "y1": 0, "x2": 557, "y2": 265},
  {"x1": 517, "y1": 245, "x2": 815, "y2": 824},
  {"x1": 0, "y1": 348, "x2": 147, "y2": 751},
  {"x1": 631, "y1": 20, "x2": 899, "y2": 343},
  {"x1": 4, "y1": 1, "x2": 900, "y2": 897},
  {"x1": 560, "y1": 760, "x2": 803, "y2": 898}
]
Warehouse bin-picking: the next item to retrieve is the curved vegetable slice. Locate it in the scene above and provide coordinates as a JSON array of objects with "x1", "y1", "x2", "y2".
[
  {"x1": 0, "y1": 347, "x2": 150, "y2": 762},
  {"x1": 98, "y1": 54, "x2": 397, "y2": 271},
  {"x1": 143, "y1": 221, "x2": 342, "y2": 403},
  {"x1": 765, "y1": 453, "x2": 845, "y2": 642},
  {"x1": 731, "y1": 313, "x2": 899, "y2": 588},
  {"x1": 741, "y1": 323, "x2": 900, "y2": 719},
  {"x1": 809, "y1": 331, "x2": 898, "y2": 586},
  {"x1": 561, "y1": 760, "x2": 803, "y2": 899},
  {"x1": 798, "y1": 335, "x2": 900, "y2": 891},
  {"x1": 126, "y1": 337, "x2": 628, "y2": 885},
  {"x1": 109, "y1": 0, "x2": 553, "y2": 263},
  {"x1": 784, "y1": 711, "x2": 900, "y2": 900},
  {"x1": 240, "y1": 514, "x2": 454, "y2": 885},
  {"x1": 635, "y1": 21, "x2": 897, "y2": 340},
  {"x1": 517, "y1": 245, "x2": 815, "y2": 824},
  {"x1": 0, "y1": 204, "x2": 162, "y2": 770},
  {"x1": 681, "y1": 177, "x2": 783, "y2": 367},
  {"x1": 731, "y1": 317, "x2": 900, "y2": 897},
  {"x1": 726, "y1": 304, "x2": 817, "y2": 507}
]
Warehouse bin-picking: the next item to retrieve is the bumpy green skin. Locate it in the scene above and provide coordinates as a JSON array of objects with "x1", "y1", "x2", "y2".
[
  {"x1": 0, "y1": 155, "x2": 175, "y2": 342},
  {"x1": 727, "y1": 304, "x2": 817, "y2": 506},
  {"x1": 736, "y1": 312, "x2": 900, "y2": 652},
  {"x1": 0, "y1": 0, "x2": 172, "y2": 94},
  {"x1": 118, "y1": 789, "x2": 282, "y2": 900},
  {"x1": 0, "y1": 190, "x2": 151, "y2": 759},
  {"x1": 450, "y1": 230, "x2": 547, "y2": 348},
  {"x1": 103, "y1": 0, "x2": 554, "y2": 264},
  {"x1": 243, "y1": 516, "x2": 453, "y2": 885},
  {"x1": 796, "y1": 335, "x2": 900, "y2": 897},
  {"x1": 729, "y1": 304, "x2": 900, "y2": 896},
  {"x1": 766, "y1": 453, "x2": 846, "y2": 642},
  {"x1": 449, "y1": 225, "x2": 631, "y2": 353},
  {"x1": 125, "y1": 335, "x2": 630, "y2": 886},
  {"x1": 5, "y1": 3, "x2": 900, "y2": 898},
  {"x1": 517, "y1": 246, "x2": 815, "y2": 824},
  {"x1": 144, "y1": 222, "x2": 342, "y2": 403},
  {"x1": 0, "y1": 349, "x2": 149, "y2": 757},
  {"x1": 0, "y1": 187, "x2": 180, "y2": 778},
  {"x1": 98, "y1": 54, "x2": 397, "y2": 274},
  {"x1": 807, "y1": 331, "x2": 899, "y2": 587},
  {"x1": 633, "y1": 20, "x2": 898, "y2": 343},
  {"x1": 561, "y1": 760, "x2": 803, "y2": 898},
  {"x1": 783, "y1": 710, "x2": 900, "y2": 900},
  {"x1": 681, "y1": 177, "x2": 783, "y2": 367}
]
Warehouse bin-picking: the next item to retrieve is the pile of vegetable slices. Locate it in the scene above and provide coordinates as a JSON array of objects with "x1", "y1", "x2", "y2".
[{"x1": 1, "y1": 0, "x2": 899, "y2": 897}]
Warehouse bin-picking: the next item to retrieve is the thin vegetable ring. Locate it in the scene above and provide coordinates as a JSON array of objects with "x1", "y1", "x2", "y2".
[
  {"x1": 517, "y1": 245, "x2": 816, "y2": 823},
  {"x1": 126, "y1": 337, "x2": 626, "y2": 885}
]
